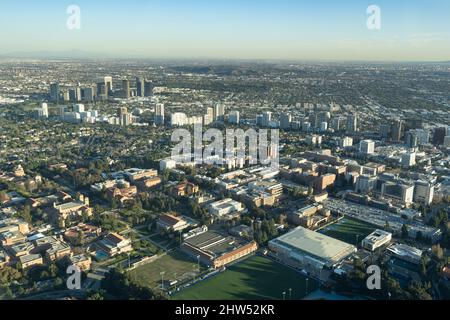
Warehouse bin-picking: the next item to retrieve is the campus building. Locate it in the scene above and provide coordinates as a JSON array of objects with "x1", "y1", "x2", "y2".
[
  {"x1": 181, "y1": 230, "x2": 258, "y2": 269},
  {"x1": 361, "y1": 230, "x2": 392, "y2": 251},
  {"x1": 268, "y1": 226, "x2": 356, "y2": 278}
]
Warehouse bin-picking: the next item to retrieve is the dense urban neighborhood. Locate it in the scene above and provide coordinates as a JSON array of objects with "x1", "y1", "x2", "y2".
[{"x1": 0, "y1": 59, "x2": 449, "y2": 301}]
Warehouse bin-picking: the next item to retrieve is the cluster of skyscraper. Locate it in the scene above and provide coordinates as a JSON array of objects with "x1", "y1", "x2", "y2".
[{"x1": 49, "y1": 76, "x2": 153, "y2": 103}]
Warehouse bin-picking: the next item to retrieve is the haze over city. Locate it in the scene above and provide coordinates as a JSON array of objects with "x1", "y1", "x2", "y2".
[{"x1": 1, "y1": 0, "x2": 450, "y2": 61}]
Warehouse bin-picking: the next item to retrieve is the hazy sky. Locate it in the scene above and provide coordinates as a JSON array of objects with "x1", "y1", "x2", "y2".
[{"x1": 1, "y1": 0, "x2": 449, "y2": 61}]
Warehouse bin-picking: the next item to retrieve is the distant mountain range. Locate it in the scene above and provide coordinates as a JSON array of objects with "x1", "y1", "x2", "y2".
[
  {"x1": 0, "y1": 50, "x2": 110, "y2": 60},
  {"x1": 0, "y1": 51, "x2": 449, "y2": 64}
]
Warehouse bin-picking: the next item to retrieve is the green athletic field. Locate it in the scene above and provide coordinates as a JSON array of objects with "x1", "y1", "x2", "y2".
[
  {"x1": 319, "y1": 217, "x2": 377, "y2": 245},
  {"x1": 173, "y1": 255, "x2": 318, "y2": 300},
  {"x1": 128, "y1": 250, "x2": 202, "y2": 290}
]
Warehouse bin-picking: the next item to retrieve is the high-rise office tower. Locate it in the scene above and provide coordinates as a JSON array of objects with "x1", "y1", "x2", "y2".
[
  {"x1": 317, "y1": 112, "x2": 330, "y2": 127},
  {"x1": 118, "y1": 107, "x2": 132, "y2": 126},
  {"x1": 307, "y1": 113, "x2": 315, "y2": 128},
  {"x1": 432, "y1": 127, "x2": 447, "y2": 145},
  {"x1": 136, "y1": 77, "x2": 145, "y2": 97},
  {"x1": 414, "y1": 181, "x2": 434, "y2": 205},
  {"x1": 261, "y1": 111, "x2": 272, "y2": 127},
  {"x1": 380, "y1": 124, "x2": 390, "y2": 140},
  {"x1": 144, "y1": 80, "x2": 153, "y2": 97},
  {"x1": 104, "y1": 76, "x2": 113, "y2": 95},
  {"x1": 339, "y1": 137, "x2": 353, "y2": 148},
  {"x1": 69, "y1": 89, "x2": 77, "y2": 102},
  {"x1": 74, "y1": 104, "x2": 85, "y2": 113},
  {"x1": 406, "y1": 131, "x2": 419, "y2": 148},
  {"x1": 75, "y1": 87, "x2": 82, "y2": 101},
  {"x1": 155, "y1": 103, "x2": 165, "y2": 125},
  {"x1": 50, "y1": 83, "x2": 60, "y2": 102},
  {"x1": 280, "y1": 113, "x2": 292, "y2": 130},
  {"x1": 122, "y1": 80, "x2": 130, "y2": 99},
  {"x1": 256, "y1": 115, "x2": 263, "y2": 126},
  {"x1": 391, "y1": 119, "x2": 404, "y2": 143},
  {"x1": 302, "y1": 121, "x2": 311, "y2": 132},
  {"x1": 96, "y1": 82, "x2": 107, "y2": 100},
  {"x1": 332, "y1": 117, "x2": 342, "y2": 131},
  {"x1": 41, "y1": 103, "x2": 49, "y2": 118},
  {"x1": 213, "y1": 104, "x2": 225, "y2": 122},
  {"x1": 83, "y1": 87, "x2": 95, "y2": 102},
  {"x1": 97, "y1": 77, "x2": 113, "y2": 99},
  {"x1": 228, "y1": 111, "x2": 240, "y2": 124},
  {"x1": 203, "y1": 107, "x2": 214, "y2": 126},
  {"x1": 62, "y1": 91, "x2": 70, "y2": 102},
  {"x1": 401, "y1": 152, "x2": 416, "y2": 167},
  {"x1": 346, "y1": 114, "x2": 358, "y2": 133},
  {"x1": 360, "y1": 140, "x2": 375, "y2": 155}
]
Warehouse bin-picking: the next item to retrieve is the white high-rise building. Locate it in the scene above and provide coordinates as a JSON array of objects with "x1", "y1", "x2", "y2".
[
  {"x1": 360, "y1": 140, "x2": 375, "y2": 155},
  {"x1": 41, "y1": 103, "x2": 49, "y2": 118},
  {"x1": 74, "y1": 104, "x2": 85, "y2": 113},
  {"x1": 339, "y1": 137, "x2": 353, "y2": 148},
  {"x1": 213, "y1": 104, "x2": 225, "y2": 121}
]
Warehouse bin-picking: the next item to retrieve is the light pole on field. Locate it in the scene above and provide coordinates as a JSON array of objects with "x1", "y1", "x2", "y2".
[
  {"x1": 173, "y1": 273, "x2": 177, "y2": 291},
  {"x1": 160, "y1": 271, "x2": 165, "y2": 291},
  {"x1": 305, "y1": 278, "x2": 309, "y2": 295},
  {"x1": 282, "y1": 291, "x2": 286, "y2": 300}
]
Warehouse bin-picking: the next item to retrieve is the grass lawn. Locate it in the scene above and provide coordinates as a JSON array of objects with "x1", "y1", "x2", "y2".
[
  {"x1": 128, "y1": 250, "x2": 201, "y2": 290},
  {"x1": 319, "y1": 217, "x2": 377, "y2": 245},
  {"x1": 148, "y1": 233, "x2": 179, "y2": 249},
  {"x1": 173, "y1": 255, "x2": 318, "y2": 300}
]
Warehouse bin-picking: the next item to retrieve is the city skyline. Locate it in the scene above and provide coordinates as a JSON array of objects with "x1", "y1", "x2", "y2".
[{"x1": 1, "y1": 0, "x2": 450, "y2": 61}]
